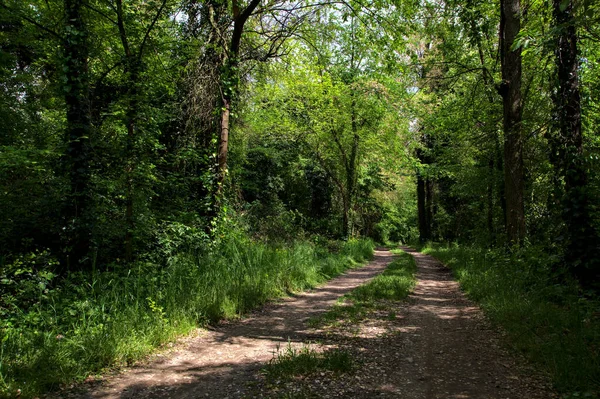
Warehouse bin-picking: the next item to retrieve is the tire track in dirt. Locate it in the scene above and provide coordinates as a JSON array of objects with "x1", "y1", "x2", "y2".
[{"x1": 61, "y1": 249, "x2": 396, "y2": 399}]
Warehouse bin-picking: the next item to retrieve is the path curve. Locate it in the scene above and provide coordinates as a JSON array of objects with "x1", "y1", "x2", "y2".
[{"x1": 67, "y1": 249, "x2": 396, "y2": 399}]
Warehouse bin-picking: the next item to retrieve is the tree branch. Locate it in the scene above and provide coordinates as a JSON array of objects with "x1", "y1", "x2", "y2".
[
  {"x1": 137, "y1": 0, "x2": 168, "y2": 61},
  {"x1": 0, "y1": 1, "x2": 63, "y2": 41}
]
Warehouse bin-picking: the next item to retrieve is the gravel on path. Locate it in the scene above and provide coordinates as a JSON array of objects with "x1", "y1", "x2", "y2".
[{"x1": 249, "y1": 246, "x2": 557, "y2": 399}]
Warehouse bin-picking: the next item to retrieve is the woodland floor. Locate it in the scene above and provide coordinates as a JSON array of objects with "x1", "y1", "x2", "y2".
[{"x1": 50, "y1": 248, "x2": 557, "y2": 399}]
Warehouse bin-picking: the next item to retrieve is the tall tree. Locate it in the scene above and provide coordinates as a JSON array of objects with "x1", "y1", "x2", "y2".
[
  {"x1": 184, "y1": 0, "x2": 304, "y2": 220},
  {"x1": 114, "y1": 0, "x2": 169, "y2": 261},
  {"x1": 499, "y1": 0, "x2": 526, "y2": 243},
  {"x1": 63, "y1": 0, "x2": 92, "y2": 268},
  {"x1": 217, "y1": 0, "x2": 262, "y2": 194},
  {"x1": 551, "y1": 0, "x2": 598, "y2": 282}
]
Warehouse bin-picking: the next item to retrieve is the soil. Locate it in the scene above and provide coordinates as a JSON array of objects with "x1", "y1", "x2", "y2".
[{"x1": 53, "y1": 247, "x2": 557, "y2": 399}]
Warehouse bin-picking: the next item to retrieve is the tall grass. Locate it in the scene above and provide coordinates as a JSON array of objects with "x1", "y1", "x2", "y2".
[
  {"x1": 311, "y1": 250, "x2": 417, "y2": 327},
  {"x1": 264, "y1": 343, "x2": 353, "y2": 382},
  {"x1": 0, "y1": 237, "x2": 374, "y2": 398},
  {"x1": 422, "y1": 243, "x2": 600, "y2": 398}
]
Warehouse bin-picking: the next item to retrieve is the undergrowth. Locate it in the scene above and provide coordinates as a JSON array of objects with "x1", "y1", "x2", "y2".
[
  {"x1": 0, "y1": 237, "x2": 374, "y2": 398},
  {"x1": 264, "y1": 343, "x2": 352, "y2": 382},
  {"x1": 421, "y1": 243, "x2": 600, "y2": 399},
  {"x1": 311, "y1": 249, "x2": 417, "y2": 328}
]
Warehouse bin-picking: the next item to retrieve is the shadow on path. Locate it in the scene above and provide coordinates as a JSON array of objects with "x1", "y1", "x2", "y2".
[
  {"x1": 61, "y1": 247, "x2": 556, "y2": 399},
  {"x1": 66, "y1": 250, "x2": 396, "y2": 399}
]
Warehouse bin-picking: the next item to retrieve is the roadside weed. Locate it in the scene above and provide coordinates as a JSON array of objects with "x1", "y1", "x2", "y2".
[
  {"x1": 0, "y1": 238, "x2": 374, "y2": 398},
  {"x1": 264, "y1": 342, "x2": 352, "y2": 382}
]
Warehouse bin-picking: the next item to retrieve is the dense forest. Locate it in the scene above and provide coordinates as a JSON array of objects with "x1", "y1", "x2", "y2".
[{"x1": 1, "y1": 0, "x2": 599, "y2": 397}]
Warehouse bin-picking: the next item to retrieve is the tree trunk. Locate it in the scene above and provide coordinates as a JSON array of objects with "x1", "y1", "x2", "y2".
[
  {"x1": 499, "y1": 0, "x2": 526, "y2": 244},
  {"x1": 551, "y1": 0, "x2": 598, "y2": 283},
  {"x1": 63, "y1": 0, "x2": 92, "y2": 269},
  {"x1": 215, "y1": 0, "x2": 261, "y2": 201},
  {"x1": 217, "y1": 96, "x2": 230, "y2": 193},
  {"x1": 417, "y1": 172, "x2": 430, "y2": 243},
  {"x1": 425, "y1": 178, "x2": 434, "y2": 240},
  {"x1": 345, "y1": 95, "x2": 359, "y2": 238}
]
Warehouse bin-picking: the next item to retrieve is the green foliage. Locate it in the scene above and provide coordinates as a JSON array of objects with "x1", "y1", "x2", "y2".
[
  {"x1": 372, "y1": 184, "x2": 418, "y2": 244},
  {"x1": 4, "y1": 0, "x2": 600, "y2": 397},
  {"x1": 238, "y1": 25, "x2": 412, "y2": 239},
  {"x1": 351, "y1": 251, "x2": 417, "y2": 302},
  {"x1": 422, "y1": 243, "x2": 600, "y2": 397},
  {"x1": 0, "y1": 236, "x2": 373, "y2": 398},
  {"x1": 264, "y1": 343, "x2": 352, "y2": 383}
]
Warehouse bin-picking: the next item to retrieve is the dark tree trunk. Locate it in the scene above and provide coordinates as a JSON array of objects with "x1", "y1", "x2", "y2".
[
  {"x1": 416, "y1": 128, "x2": 434, "y2": 243},
  {"x1": 417, "y1": 173, "x2": 428, "y2": 243},
  {"x1": 551, "y1": 0, "x2": 598, "y2": 283},
  {"x1": 425, "y1": 178, "x2": 434, "y2": 240},
  {"x1": 499, "y1": 0, "x2": 526, "y2": 244},
  {"x1": 345, "y1": 95, "x2": 360, "y2": 238},
  {"x1": 417, "y1": 166, "x2": 433, "y2": 244},
  {"x1": 63, "y1": 0, "x2": 92, "y2": 269}
]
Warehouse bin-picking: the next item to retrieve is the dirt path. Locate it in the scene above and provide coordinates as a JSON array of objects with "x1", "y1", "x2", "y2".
[
  {"x1": 61, "y1": 247, "x2": 556, "y2": 399},
  {"x1": 374, "y1": 246, "x2": 556, "y2": 398},
  {"x1": 250, "y1": 246, "x2": 557, "y2": 398},
  {"x1": 63, "y1": 249, "x2": 396, "y2": 399}
]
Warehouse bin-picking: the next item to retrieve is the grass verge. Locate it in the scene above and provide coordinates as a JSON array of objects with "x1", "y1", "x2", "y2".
[
  {"x1": 0, "y1": 238, "x2": 374, "y2": 398},
  {"x1": 421, "y1": 243, "x2": 600, "y2": 399},
  {"x1": 310, "y1": 249, "x2": 417, "y2": 328},
  {"x1": 264, "y1": 343, "x2": 352, "y2": 383}
]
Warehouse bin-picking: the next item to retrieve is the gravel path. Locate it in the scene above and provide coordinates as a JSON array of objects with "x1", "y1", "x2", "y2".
[
  {"x1": 59, "y1": 247, "x2": 557, "y2": 399},
  {"x1": 378, "y1": 246, "x2": 556, "y2": 399}
]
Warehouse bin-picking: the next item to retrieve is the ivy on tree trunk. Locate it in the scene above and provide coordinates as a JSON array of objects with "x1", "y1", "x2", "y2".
[
  {"x1": 63, "y1": 0, "x2": 92, "y2": 269},
  {"x1": 499, "y1": 0, "x2": 526, "y2": 244},
  {"x1": 551, "y1": 0, "x2": 599, "y2": 284}
]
